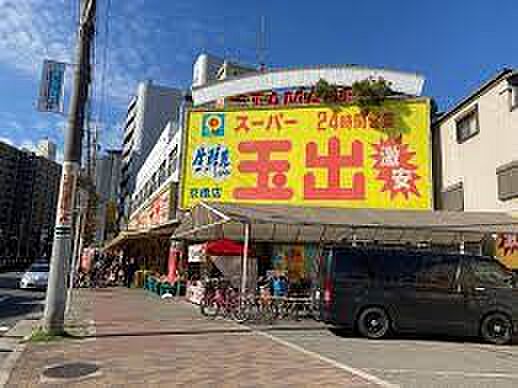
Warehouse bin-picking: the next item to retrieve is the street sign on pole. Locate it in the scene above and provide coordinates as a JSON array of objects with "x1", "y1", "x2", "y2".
[
  {"x1": 43, "y1": 0, "x2": 96, "y2": 335},
  {"x1": 38, "y1": 59, "x2": 66, "y2": 114}
]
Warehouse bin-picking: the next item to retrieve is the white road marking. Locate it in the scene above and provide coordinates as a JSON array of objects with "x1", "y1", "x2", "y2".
[
  {"x1": 253, "y1": 329, "x2": 399, "y2": 388},
  {"x1": 364, "y1": 368, "x2": 518, "y2": 379}
]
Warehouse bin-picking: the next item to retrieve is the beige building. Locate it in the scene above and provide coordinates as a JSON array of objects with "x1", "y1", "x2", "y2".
[{"x1": 434, "y1": 68, "x2": 518, "y2": 213}]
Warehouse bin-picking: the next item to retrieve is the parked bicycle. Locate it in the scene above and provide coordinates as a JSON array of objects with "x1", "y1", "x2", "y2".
[
  {"x1": 200, "y1": 278, "x2": 243, "y2": 321},
  {"x1": 199, "y1": 278, "x2": 319, "y2": 324}
]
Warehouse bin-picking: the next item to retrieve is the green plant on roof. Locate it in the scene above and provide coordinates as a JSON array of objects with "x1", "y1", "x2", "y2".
[{"x1": 351, "y1": 77, "x2": 394, "y2": 112}]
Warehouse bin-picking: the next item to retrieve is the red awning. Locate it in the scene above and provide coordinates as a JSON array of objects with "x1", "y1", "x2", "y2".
[{"x1": 205, "y1": 238, "x2": 246, "y2": 256}]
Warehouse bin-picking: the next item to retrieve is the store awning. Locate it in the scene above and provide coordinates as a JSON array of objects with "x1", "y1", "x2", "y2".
[
  {"x1": 173, "y1": 202, "x2": 518, "y2": 245},
  {"x1": 103, "y1": 219, "x2": 180, "y2": 252},
  {"x1": 205, "y1": 238, "x2": 246, "y2": 256}
]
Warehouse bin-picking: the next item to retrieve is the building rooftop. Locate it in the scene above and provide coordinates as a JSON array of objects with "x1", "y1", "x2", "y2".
[{"x1": 435, "y1": 68, "x2": 516, "y2": 124}]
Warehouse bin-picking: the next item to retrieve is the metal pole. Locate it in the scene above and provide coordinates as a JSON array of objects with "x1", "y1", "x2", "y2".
[
  {"x1": 43, "y1": 0, "x2": 96, "y2": 334},
  {"x1": 241, "y1": 223, "x2": 250, "y2": 296},
  {"x1": 352, "y1": 231, "x2": 358, "y2": 247},
  {"x1": 66, "y1": 198, "x2": 86, "y2": 314}
]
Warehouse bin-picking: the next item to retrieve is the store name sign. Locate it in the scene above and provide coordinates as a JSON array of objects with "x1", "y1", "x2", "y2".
[
  {"x1": 129, "y1": 186, "x2": 172, "y2": 230},
  {"x1": 223, "y1": 86, "x2": 354, "y2": 107},
  {"x1": 182, "y1": 100, "x2": 432, "y2": 210}
]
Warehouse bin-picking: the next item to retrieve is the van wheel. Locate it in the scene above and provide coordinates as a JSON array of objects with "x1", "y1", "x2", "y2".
[
  {"x1": 480, "y1": 313, "x2": 512, "y2": 345},
  {"x1": 357, "y1": 307, "x2": 390, "y2": 339}
]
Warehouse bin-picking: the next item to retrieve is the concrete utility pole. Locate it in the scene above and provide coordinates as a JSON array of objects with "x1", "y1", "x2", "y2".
[{"x1": 43, "y1": 0, "x2": 96, "y2": 334}]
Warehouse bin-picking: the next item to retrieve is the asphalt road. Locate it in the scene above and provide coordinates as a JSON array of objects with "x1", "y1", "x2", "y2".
[
  {"x1": 0, "y1": 271, "x2": 45, "y2": 333},
  {"x1": 0, "y1": 272, "x2": 44, "y2": 381},
  {"x1": 264, "y1": 327, "x2": 518, "y2": 388}
]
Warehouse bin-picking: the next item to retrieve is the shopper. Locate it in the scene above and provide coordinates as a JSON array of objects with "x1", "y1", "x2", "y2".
[
  {"x1": 126, "y1": 257, "x2": 138, "y2": 288},
  {"x1": 271, "y1": 272, "x2": 287, "y2": 297}
]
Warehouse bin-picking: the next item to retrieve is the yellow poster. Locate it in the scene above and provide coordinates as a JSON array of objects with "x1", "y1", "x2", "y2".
[
  {"x1": 181, "y1": 100, "x2": 431, "y2": 210},
  {"x1": 495, "y1": 235, "x2": 518, "y2": 269}
]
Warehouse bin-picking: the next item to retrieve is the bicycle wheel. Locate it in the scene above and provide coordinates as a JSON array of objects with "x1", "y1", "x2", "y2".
[
  {"x1": 246, "y1": 299, "x2": 261, "y2": 322},
  {"x1": 282, "y1": 301, "x2": 298, "y2": 321},
  {"x1": 276, "y1": 299, "x2": 292, "y2": 321},
  {"x1": 200, "y1": 297, "x2": 219, "y2": 318},
  {"x1": 231, "y1": 302, "x2": 249, "y2": 323},
  {"x1": 259, "y1": 302, "x2": 275, "y2": 324}
]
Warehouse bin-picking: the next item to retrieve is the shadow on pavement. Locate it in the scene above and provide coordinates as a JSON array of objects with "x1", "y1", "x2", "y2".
[
  {"x1": 0, "y1": 295, "x2": 45, "y2": 321},
  {"x1": 70, "y1": 323, "x2": 329, "y2": 340},
  {"x1": 328, "y1": 327, "x2": 504, "y2": 346},
  {"x1": 83, "y1": 327, "x2": 253, "y2": 339}
]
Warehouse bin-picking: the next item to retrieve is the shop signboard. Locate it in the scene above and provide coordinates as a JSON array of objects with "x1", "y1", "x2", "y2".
[
  {"x1": 495, "y1": 234, "x2": 518, "y2": 270},
  {"x1": 221, "y1": 86, "x2": 354, "y2": 108},
  {"x1": 80, "y1": 248, "x2": 95, "y2": 273},
  {"x1": 188, "y1": 243, "x2": 206, "y2": 263},
  {"x1": 272, "y1": 244, "x2": 319, "y2": 281},
  {"x1": 181, "y1": 100, "x2": 432, "y2": 210},
  {"x1": 128, "y1": 184, "x2": 173, "y2": 230}
]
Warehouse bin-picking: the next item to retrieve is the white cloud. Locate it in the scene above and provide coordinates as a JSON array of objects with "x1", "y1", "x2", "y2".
[
  {"x1": 0, "y1": 0, "x2": 74, "y2": 74},
  {"x1": 20, "y1": 138, "x2": 37, "y2": 152},
  {"x1": 0, "y1": 0, "x2": 257, "y2": 154},
  {"x1": 0, "y1": 136, "x2": 14, "y2": 146}
]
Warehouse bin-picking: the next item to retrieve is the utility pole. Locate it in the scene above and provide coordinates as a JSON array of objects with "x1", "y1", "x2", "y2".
[{"x1": 43, "y1": 0, "x2": 96, "y2": 334}]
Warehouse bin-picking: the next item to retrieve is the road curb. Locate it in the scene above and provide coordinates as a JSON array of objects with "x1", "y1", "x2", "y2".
[{"x1": 0, "y1": 319, "x2": 37, "y2": 388}]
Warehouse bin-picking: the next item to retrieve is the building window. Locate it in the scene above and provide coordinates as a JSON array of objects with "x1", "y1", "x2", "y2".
[
  {"x1": 159, "y1": 161, "x2": 167, "y2": 185},
  {"x1": 456, "y1": 106, "x2": 479, "y2": 143},
  {"x1": 168, "y1": 146, "x2": 178, "y2": 176},
  {"x1": 511, "y1": 85, "x2": 518, "y2": 111},
  {"x1": 152, "y1": 172, "x2": 159, "y2": 192},
  {"x1": 497, "y1": 161, "x2": 518, "y2": 201}
]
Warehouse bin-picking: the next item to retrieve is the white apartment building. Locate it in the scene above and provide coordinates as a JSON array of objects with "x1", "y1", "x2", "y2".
[
  {"x1": 130, "y1": 121, "x2": 181, "y2": 226},
  {"x1": 434, "y1": 68, "x2": 518, "y2": 213},
  {"x1": 36, "y1": 138, "x2": 57, "y2": 162},
  {"x1": 120, "y1": 80, "x2": 184, "y2": 224},
  {"x1": 192, "y1": 52, "x2": 257, "y2": 88}
]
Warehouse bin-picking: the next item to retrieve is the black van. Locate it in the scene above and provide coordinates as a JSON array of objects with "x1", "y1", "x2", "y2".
[{"x1": 320, "y1": 247, "x2": 518, "y2": 345}]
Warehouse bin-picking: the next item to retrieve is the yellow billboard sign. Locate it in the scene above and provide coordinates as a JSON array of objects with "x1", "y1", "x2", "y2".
[
  {"x1": 181, "y1": 100, "x2": 431, "y2": 210},
  {"x1": 495, "y1": 235, "x2": 518, "y2": 270}
]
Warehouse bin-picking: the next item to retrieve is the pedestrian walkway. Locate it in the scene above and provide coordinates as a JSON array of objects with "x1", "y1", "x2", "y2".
[{"x1": 6, "y1": 288, "x2": 377, "y2": 387}]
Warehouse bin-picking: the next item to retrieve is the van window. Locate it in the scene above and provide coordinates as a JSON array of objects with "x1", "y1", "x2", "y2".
[
  {"x1": 319, "y1": 248, "x2": 333, "y2": 283},
  {"x1": 373, "y1": 251, "x2": 421, "y2": 285},
  {"x1": 470, "y1": 259, "x2": 514, "y2": 288},
  {"x1": 416, "y1": 255, "x2": 459, "y2": 290},
  {"x1": 334, "y1": 249, "x2": 369, "y2": 280}
]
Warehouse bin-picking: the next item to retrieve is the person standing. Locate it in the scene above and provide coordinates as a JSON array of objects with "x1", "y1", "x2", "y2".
[
  {"x1": 126, "y1": 257, "x2": 138, "y2": 288},
  {"x1": 271, "y1": 272, "x2": 286, "y2": 297}
]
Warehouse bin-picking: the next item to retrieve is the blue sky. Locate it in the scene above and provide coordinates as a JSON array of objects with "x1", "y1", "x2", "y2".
[{"x1": 0, "y1": 0, "x2": 516, "y2": 161}]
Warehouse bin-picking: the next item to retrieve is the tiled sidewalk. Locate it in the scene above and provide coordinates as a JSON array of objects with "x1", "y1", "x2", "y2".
[{"x1": 6, "y1": 288, "x2": 375, "y2": 387}]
